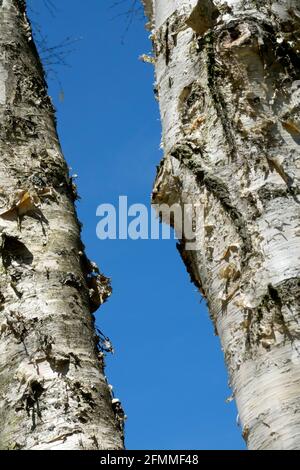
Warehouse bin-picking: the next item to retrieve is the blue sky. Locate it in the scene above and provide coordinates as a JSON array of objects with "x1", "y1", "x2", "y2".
[{"x1": 29, "y1": 0, "x2": 245, "y2": 450}]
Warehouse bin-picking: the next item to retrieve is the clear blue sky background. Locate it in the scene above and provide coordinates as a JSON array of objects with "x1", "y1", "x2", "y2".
[{"x1": 29, "y1": 0, "x2": 245, "y2": 450}]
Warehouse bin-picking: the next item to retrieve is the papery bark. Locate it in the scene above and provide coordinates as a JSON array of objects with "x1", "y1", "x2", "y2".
[
  {"x1": 0, "y1": 0, "x2": 124, "y2": 449},
  {"x1": 144, "y1": 0, "x2": 300, "y2": 449}
]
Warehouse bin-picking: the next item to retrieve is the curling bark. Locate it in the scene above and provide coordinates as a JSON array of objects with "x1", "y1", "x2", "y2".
[
  {"x1": 143, "y1": 0, "x2": 300, "y2": 450},
  {"x1": 0, "y1": 0, "x2": 124, "y2": 449}
]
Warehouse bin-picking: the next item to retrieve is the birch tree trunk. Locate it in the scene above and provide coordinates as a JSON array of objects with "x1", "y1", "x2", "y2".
[
  {"x1": 0, "y1": 0, "x2": 123, "y2": 450},
  {"x1": 144, "y1": 0, "x2": 300, "y2": 450}
]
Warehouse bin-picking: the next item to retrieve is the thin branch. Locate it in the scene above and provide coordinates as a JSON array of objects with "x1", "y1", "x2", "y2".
[{"x1": 109, "y1": 0, "x2": 145, "y2": 44}]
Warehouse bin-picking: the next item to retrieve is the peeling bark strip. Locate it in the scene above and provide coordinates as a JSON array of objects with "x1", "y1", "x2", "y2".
[
  {"x1": 0, "y1": 0, "x2": 123, "y2": 449},
  {"x1": 144, "y1": 0, "x2": 300, "y2": 450}
]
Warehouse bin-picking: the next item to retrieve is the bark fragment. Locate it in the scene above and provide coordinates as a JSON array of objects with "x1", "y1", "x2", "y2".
[{"x1": 186, "y1": 0, "x2": 219, "y2": 36}]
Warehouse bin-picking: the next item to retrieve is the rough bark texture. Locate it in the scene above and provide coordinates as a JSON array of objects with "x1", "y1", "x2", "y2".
[
  {"x1": 144, "y1": 0, "x2": 300, "y2": 450},
  {"x1": 0, "y1": 0, "x2": 124, "y2": 450}
]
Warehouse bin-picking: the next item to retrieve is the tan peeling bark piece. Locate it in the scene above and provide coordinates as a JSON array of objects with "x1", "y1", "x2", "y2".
[{"x1": 186, "y1": 0, "x2": 219, "y2": 36}]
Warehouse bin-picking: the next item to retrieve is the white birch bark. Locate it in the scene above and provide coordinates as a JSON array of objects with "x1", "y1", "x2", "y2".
[
  {"x1": 0, "y1": 0, "x2": 124, "y2": 449},
  {"x1": 143, "y1": 0, "x2": 300, "y2": 449}
]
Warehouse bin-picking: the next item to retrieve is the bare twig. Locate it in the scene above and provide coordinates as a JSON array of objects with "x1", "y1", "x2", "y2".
[{"x1": 110, "y1": 0, "x2": 145, "y2": 43}]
